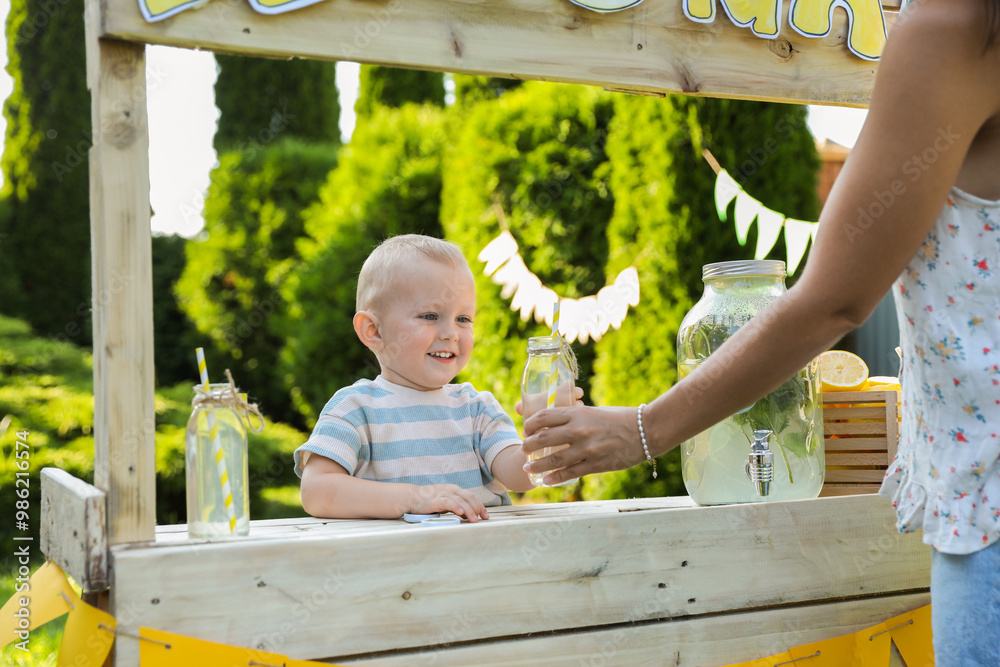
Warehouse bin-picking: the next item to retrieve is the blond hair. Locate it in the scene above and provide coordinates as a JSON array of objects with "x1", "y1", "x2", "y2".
[{"x1": 356, "y1": 234, "x2": 468, "y2": 311}]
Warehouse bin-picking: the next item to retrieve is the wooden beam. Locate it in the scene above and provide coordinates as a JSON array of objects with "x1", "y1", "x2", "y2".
[
  {"x1": 85, "y1": 0, "x2": 157, "y2": 546},
  {"x1": 110, "y1": 495, "x2": 928, "y2": 664},
  {"x1": 39, "y1": 469, "x2": 108, "y2": 592},
  {"x1": 345, "y1": 592, "x2": 929, "y2": 666},
  {"x1": 94, "y1": 0, "x2": 897, "y2": 107}
]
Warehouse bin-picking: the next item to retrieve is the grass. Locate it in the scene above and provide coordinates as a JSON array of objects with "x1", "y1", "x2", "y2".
[{"x1": 0, "y1": 313, "x2": 310, "y2": 662}]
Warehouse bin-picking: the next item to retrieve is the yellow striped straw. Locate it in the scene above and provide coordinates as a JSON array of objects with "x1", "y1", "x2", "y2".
[
  {"x1": 196, "y1": 347, "x2": 237, "y2": 533},
  {"x1": 547, "y1": 301, "x2": 560, "y2": 409}
]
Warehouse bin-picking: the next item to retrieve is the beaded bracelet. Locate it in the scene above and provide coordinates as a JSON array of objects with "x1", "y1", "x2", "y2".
[{"x1": 637, "y1": 403, "x2": 656, "y2": 479}]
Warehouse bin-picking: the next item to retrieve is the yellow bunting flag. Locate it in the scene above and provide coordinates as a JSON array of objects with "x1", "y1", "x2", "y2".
[
  {"x1": 138, "y1": 627, "x2": 349, "y2": 666},
  {"x1": 719, "y1": 650, "x2": 795, "y2": 666},
  {"x1": 140, "y1": 627, "x2": 292, "y2": 666},
  {"x1": 1, "y1": 561, "x2": 79, "y2": 647},
  {"x1": 57, "y1": 600, "x2": 116, "y2": 667},
  {"x1": 717, "y1": 604, "x2": 932, "y2": 667},
  {"x1": 788, "y1": 622, "x2": 890, "y2": 666},
  {"x1": 886, "y1": 604, "x2": 934, "y2": 667}
]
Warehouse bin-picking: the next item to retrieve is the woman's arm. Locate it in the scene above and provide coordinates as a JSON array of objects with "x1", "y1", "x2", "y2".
[
  {"x1": 300, "y1": 454, "x2": 491, "y2": 521},
  {"x1": 523, "y1": 0, "x2": 1000, "y2": 484}
]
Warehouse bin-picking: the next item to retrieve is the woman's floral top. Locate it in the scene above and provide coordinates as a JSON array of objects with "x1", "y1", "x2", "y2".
[{"x1": 881, "y1": 187, "x2": 1000, "y2": 555}]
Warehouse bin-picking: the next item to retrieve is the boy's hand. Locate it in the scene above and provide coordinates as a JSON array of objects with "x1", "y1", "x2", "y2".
[
  {"x1": 514, "y1": 386, "x2": 585, "y2": 416},
  {"x1": 409, "y1": 484, "x2": 490, "y2": 522}
]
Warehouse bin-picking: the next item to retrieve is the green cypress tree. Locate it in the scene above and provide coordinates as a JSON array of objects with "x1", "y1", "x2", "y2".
[
  {"x1": 451, "y1": 75, "x2": 522, "y2": 107},
  {"x1": 354, "y1": 65, "x2": 445, "y2": 120},
  {"x1": 151, "y1": 234, "x2": 204, "y2": 387},
  {"x1": 0, "y1": 0, "x2": 92, "y2": 345},
  {"x1": 213, "y1": 55, "x2": 341, "y2": 151},
  {"x1": 589, "y1": 95, "x2": 820, "y2": 498}
]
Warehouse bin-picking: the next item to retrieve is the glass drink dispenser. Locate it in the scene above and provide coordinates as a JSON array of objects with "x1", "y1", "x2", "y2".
[{"x1": 676, "y1": 260, "x2": 824, "y2": 505}]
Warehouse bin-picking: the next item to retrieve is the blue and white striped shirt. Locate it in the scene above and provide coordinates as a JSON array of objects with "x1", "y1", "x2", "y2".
[{"x1": 293, "y1": 376, "x2": 522, "y2": 506}]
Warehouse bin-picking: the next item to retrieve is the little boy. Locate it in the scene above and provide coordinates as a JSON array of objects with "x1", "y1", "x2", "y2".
[{"x1": 294, "y1": 234, "x2": 533, "y2": 522}]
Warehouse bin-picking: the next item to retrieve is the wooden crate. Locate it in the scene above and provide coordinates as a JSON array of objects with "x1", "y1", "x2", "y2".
[{"x1": 821, "y1": 389, "x2": 900, "y2": 497}]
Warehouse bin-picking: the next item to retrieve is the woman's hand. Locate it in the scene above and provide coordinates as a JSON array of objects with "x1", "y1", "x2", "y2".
[
  {"x1": 520, "y1": 405, "x2": 646, "y2": 485},
  {"x1": 513, "y1": 386, "x2": 585, "y2": 416}
]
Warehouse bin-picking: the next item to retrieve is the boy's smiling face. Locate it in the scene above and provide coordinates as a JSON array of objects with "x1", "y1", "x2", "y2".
[{"x1": 367, "y1": 256, "x2": 476, "y2": 391}]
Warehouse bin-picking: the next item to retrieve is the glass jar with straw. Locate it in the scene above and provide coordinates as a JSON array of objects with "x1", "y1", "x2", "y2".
[{"x1": 185, "y1": 348, "x2": 263, "y2": 539}]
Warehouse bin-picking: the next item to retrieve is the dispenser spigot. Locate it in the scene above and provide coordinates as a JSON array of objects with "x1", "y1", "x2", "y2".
[{"x1": 745, "y1": 430, "x2": 774, "y2": 496}]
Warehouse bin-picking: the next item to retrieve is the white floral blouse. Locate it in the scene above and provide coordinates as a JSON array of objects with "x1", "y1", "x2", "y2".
[{"x1": 880, "y1": 187, "x2": 1000, "y2": 555}]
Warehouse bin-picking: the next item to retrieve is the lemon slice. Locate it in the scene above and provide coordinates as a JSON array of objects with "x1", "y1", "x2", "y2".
[
  {"x1": 819, "y1": 350, "x2": 869, "y2": 392},
  {"x1": 864, "y1": 375, "x2": 901, "y2": 391}
]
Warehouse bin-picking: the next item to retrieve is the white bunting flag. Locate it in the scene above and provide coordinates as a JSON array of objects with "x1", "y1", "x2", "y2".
[
  {"x1": 478, "y1": 231, "x2": 519, "y2": 276},
  {"x1": 480, "y1": 235, "x2": 640, "y2": 343},
  {"x1": 754, "y1": 206, "x2": 785, "y2": 260},
  {"x1": 714, "y1": 169, "x2": 741, "y2": 222},
  {"x1": 733, "y1": 191, "x2": 759, "y2": 246},
  {"x1": 783, "y1": 218, "x2": 817, "y2": 274}
]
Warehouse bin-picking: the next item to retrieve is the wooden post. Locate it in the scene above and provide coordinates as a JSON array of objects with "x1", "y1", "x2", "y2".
[
  {"x1": 40, "y1": 468, "x2": 108, "y2": 592},
  {"x1": 85, "y1": 0, "x2": 156, "y2": 546}
]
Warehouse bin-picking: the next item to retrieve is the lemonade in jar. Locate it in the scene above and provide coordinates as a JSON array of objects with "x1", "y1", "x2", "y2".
[{"x1": 676, "y1": 260, "x2": 825, "y2": 505}]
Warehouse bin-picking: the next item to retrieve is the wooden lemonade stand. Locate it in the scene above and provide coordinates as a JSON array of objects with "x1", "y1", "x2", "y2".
[{"x1": 38, "y1": 0, "x2": 931, "y2": 664}]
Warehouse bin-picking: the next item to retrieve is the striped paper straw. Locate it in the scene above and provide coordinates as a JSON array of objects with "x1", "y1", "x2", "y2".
[
  {"x1": 196, "y1": 347, "x2": 237, "y2": 533},
  {"x1": 547, "y1": 301, "x2": 560, "y2": 409}
]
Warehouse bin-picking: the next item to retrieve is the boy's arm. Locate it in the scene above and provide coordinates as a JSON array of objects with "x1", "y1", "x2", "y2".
[
  {"x1": 490, "y1": 444, "x2": 534, "y2": 493},
  {"x1": 300, "y1": 453, "x2": 490, "y2": 521}
]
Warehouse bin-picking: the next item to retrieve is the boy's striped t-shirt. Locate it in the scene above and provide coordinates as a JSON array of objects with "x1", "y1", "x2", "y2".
[{"x1": 293, "y1": 376, "x2": 522, "y2": 506}]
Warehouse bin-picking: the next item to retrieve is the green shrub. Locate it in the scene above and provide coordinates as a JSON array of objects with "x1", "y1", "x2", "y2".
[
  {"x1": 151, "y1": 234, "x2": 205, "y2": 388},
  {"x1": 0, "y1": 314, "x2": 309, "y2": 549},
  {"x1": 176, "y1": 138, "x2": 339, "y2": 426}
]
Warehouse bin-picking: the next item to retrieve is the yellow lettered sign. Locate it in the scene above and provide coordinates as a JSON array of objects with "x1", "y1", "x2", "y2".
[
  {"x1": 683, "y1": 0, "x2": 888, "y2": 59},
  {"x1": 684, "y1": 0, "x2": 781, "y2": 38},
  {"x1": 789, "y1": 0, "x2": 888, "y2": 60}
]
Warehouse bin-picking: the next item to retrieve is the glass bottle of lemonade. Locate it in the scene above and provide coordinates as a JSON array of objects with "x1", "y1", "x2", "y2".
[
  {"x1": 676, "y1": 260, "x2": 824, "y2": 505},
  {"x1": 521, "y1": 335, "x2": 578, "y2": 487}
]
